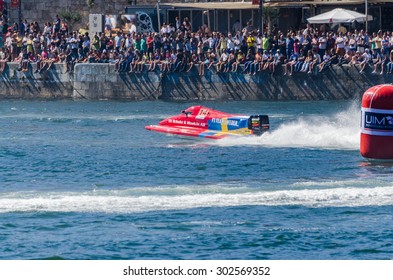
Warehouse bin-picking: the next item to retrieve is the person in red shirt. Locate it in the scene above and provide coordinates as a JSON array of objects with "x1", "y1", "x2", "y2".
[{"x1": 146, "y1": 33, "x2": 154, "y2": 57}]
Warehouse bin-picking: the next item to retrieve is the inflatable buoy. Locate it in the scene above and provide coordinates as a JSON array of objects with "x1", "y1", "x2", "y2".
[{"x1": 360, "y1": 84, "x2": 393, "y2": 159}]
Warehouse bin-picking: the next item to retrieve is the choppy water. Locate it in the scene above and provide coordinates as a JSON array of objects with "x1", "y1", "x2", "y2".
[{"x1": 1, "y1": 99, "x2": 392, "y2": 260}]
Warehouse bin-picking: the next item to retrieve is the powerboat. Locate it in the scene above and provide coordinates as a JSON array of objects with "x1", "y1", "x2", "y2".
[{"x1": 145, "y1": 106, "x2": 269, "y2": 139}]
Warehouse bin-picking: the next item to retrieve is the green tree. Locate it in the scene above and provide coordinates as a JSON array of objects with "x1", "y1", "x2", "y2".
[
  {"x1": 59, "y1": 10, "x2": 82, "y2": 31},
  {"x1": 263, "y1": 7, "x2": 280, "y2": 34}
]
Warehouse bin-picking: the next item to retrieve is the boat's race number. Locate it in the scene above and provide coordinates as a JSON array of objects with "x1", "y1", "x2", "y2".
[{"x1": 196, "y1": 109, "x2": 209, "y2": 119}]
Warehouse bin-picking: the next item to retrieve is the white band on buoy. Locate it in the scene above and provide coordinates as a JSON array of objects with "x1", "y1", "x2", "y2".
[
  {"x1": 366, "y1": 84, "x2": 388, "y2": 109},
  {"x1": 361, "y1": 107, "x2": 393, "y2": 136}
]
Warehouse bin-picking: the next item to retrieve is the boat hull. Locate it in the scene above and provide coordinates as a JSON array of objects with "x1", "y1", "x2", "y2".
[{"x1": 146, "y1": 106, "x2": 269, "y2": 139}]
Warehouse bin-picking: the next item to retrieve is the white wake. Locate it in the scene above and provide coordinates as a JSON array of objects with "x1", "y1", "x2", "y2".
[
  {"x1": 1, "y1": 183, "x2": 392, "y2": 213},
  {"x1": 216, "y1": 102, "x2": 360, "y2": 150}
]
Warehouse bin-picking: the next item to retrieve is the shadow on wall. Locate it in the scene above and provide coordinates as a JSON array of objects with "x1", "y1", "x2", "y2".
[{"x1": 0, "y1": 63, "x2": 391, "y2": 100}]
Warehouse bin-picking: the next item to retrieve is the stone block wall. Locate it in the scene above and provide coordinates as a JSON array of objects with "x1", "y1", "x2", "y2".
[
  {"x1": 0, "y1": 62, "x2": 392, "y2": 101},
  {"x1": 0, "y1": 63, "x2": 73, "y2": 99},
  {"x1": 72, "y1": 63, "x2": 162, "y2": 100}
]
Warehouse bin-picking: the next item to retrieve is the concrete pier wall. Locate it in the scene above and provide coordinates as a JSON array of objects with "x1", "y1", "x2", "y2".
[{"x1": 0, "y1": 62, "x2": 391, "y2": 101}]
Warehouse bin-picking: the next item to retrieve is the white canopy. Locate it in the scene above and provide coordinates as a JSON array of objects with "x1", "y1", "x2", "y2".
[{"x1": 307, "y1": 8, "x2": 373, "y2": 24}]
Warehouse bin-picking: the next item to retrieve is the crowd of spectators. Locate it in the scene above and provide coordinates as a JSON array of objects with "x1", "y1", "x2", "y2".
[{"x1": 1, "y1": 13, "x2": 393, "y2": 77}]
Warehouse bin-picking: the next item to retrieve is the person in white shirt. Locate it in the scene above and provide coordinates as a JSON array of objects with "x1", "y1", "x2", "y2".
[
  {"x1": 335, "y1": 33, "x2": 345, "y2": 56},
  {"x1": 256, "y1": 34, "x2": 263, "y2": 53},
  {"x1": 318, "y1": 34, "x2": 327, "y2": 58},
  {"x1": 233, "y1": 34, "x2": 242, "y2": 51},
  {"x1": 227, "y1": 33, "x2": 234, "y2": 52},
  {"x1": 216, "y1": 50, "x2": 229, "y2": 72},
  {"x1": 208, "y1": 34, "x2": 216, "y2": 50},
  {"x1": 160, "y1": 23, "x2": 169, "y2": 35},
  {"x1": 359, "y1": 49, "x2": 371, "y2": 73},
  {"x1": 129, "y1": 21, "x2": 137, "y2": 35},
  {"x1": 125, "y1": 34, "x2": 132, "y2": 49}
]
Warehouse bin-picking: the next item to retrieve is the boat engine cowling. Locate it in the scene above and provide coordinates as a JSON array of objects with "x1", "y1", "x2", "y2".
[{"x1": 248, "y1": 115, "x2": 270, "y2": 135}]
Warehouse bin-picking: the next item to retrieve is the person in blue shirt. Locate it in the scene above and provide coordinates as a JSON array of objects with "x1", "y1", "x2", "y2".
[
  {"x1": 284, "y1": 51, "x2": 298, "y2": 76},
  {"x1": 285, "y1": 33, "x2": 294, "y2": 61}
]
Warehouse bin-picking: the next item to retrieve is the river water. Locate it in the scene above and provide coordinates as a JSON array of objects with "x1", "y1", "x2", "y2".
[{"x1": 0, "y1": 99, "x2": 392, "y2": 260}]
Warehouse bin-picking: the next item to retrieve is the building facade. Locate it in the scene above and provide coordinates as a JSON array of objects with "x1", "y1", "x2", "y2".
[{"x1": 4, "y1": 0, "x2": 393, "y2": 34}]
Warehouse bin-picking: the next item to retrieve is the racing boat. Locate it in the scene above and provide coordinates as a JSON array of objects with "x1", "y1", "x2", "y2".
[{"x1": 145, "y1": 106, "x2": 269, "y2": 139}]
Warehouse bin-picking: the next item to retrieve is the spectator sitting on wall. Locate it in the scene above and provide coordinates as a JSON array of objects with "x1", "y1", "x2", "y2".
[
  {"x1": 242, "y1": 48, "x2": 254, "y2": 74},
  {"x1": 216, "y1": 49, "x2": 228, "y2": 72},
  {"x1": 136, "y1": 51, "x2": 148, "y2": 72},
  {"x1": 149, "y1": 48, "x2": 161, "y2": 71},
  {"x1": 270, "y1": 49, "x2": 282, "y2": 74},
  {"x1": 371, "y1": 49, "x2": 385, "y2": 75},
  {"x1": 350, "y1": 50, "x2": 361, "y2": 66},
  {"x1": 386, "y1": 50, "x2": 393, "y2": 74},
  {"x1": 0, "y1": 47, "x2": 9, "y2": 73},
  {"x1": 207, "y1": 49, "x2": 217, "y2": 70},
  {"x1": 309, "y1": 49, "x2": 321, "y2": 74},
  {"x1": 337, "y1": 49, "x2": 352, "y2": 66},
  {"x1": 161, "y1": 50, "x2": 171, "y2": 72},
  {"x1": 232, "y1": 50, "x2": 244, "y2": 72},
  {"x1": 284, "y1": 51, "x2": 298, "y2": 76},
  {"x1": 42, "y1": 49, "x2": 60, "y2": 72},
  {"x1": 65, "y1": 49, "x2": 76, "y2": 73},
  {"x1": 34, "y1": 49, "x2": 47, "y2": 73},
  {"x1": 187, "y1": 53, "x2": 199, "y2": 72},
  {"x1": 359, "y1": 48, "x2": 372, "y2": 74},
  {"x1": 318, "y1": 49, "x2": 335, "y2": 72},
  {"x1": 114, "y1": 50, "x2": 124, "y2": 72},
  {"x1": 250, "y1": 49, "x2": 261, "y2": 75}
]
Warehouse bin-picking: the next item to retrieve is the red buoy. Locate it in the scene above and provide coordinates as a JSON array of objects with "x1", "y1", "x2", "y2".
[{"x1": 360, "y1": 84, "x2": 393, "y2": 159}]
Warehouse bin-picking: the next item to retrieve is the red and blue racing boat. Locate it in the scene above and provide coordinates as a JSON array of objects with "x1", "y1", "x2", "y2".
[{"x1": 145, "y1": 106, "x2": 269, "y2": 139}]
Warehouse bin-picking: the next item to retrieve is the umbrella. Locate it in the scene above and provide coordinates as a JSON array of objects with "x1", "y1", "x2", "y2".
[{"x1": 307, "y1": 8, "x2": 373, "y2": 24}]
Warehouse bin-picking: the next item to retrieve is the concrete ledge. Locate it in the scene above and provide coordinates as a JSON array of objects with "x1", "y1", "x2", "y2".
[{"x1": 0, "y1": 62, "x2": 390, "y2": 100}]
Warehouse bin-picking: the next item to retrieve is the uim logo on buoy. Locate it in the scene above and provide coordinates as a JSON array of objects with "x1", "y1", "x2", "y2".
[{"x1": 360, "y1": 84, "x2": 393, "y2": 159}]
